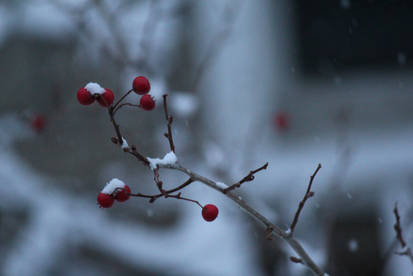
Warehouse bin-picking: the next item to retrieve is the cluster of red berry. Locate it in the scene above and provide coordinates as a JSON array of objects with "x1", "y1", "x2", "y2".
[
  {"x1": 76, "y1": 76, "x2": 155, "y2": 110},
  {"x1": 97, "y1": 180, "x2": 219, "y2": 221},
  {"x1": 76, "y1": 76, "x2": 219, "y2": 222},
  {"x1": 132, "y1": 76, "x2": 155, "y2": 111},
  {"x1": 97, "y1": 183, "x2": 131, "y2": 208}
]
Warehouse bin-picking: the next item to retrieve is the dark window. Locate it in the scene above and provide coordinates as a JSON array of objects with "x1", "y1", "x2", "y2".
[{"x1": 293, "y1": 0, "x2": 413, "y2": 76}]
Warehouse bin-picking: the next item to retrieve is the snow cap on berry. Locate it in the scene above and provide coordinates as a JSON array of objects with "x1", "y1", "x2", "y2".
[
  {"x1": 101, "y1": 178, "x2": 126, "y2": 195},
  {"x1": 97, "y1": 88, "x2": 114, "y2": 107},
  {"x1": 115, "y1": 185, "x2": 131, "y2": 202},
  {"x1": 85, "y1": 82, "x2": 105, "y2": 95}
]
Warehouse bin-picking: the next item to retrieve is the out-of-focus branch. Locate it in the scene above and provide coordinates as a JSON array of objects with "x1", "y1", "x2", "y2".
[
  {"x1": 191, "y1": 1, "x2": 243, "y2": 91},
  {"x1": 393, "y1": 203, "x2": 413, "y2": 265},
  {"x1": 394, "y1": 203, "x2": 407, "y2": 247}
]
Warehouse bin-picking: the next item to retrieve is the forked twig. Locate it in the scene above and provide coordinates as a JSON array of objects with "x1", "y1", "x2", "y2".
[
  {"x1": 289, "y1": 164, "x2": 322, "y2": 234},
  {"x1": 223, "y1": 162, "x2": 268, "y2": 193}
]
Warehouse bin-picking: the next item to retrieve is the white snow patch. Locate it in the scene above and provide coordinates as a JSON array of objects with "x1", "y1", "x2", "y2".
[
  {"x1": 285, "y1": 228, "x2": 291, "y2": 235},
  {"x1": 203, "y1": 142, "x2": 225, "y2": 168},
  {"x1": 216, "y1": 182, "x2": 228, "y2": 189},
  {"x1": 147, "y1": 151, "x2": 177, "y2": 170},
  {"x1": 121, "y1": 137, "x2": 129, "y2": 149},
  {"x1": 101, "y1": 178, "x2": 126, "y2": 194},
  {"x1": 85, "y1": 82, "x2": 105, "y2": 95},
  {"x1": 348, "y1": 239, "x2": 359, "y2": 252},
  {"x1": 170, "y1": 92, "x2": 198, "y2": 117}
]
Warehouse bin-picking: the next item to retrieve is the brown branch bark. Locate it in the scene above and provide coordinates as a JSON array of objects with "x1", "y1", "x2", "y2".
[
  {"x1": 394, "y1": 203, "x2": 406, "y2": 247},
  {"x1": 156, "y1": 163, "x2": 324, "y2": 276},
  {"x1": 162, "y1": 95, "x2": 175, "y2": 153},
  {"x1": 223, "y1": 162, "x2": 268, "y2": 193},
  {"x1": 393, "y1": 203, "x2": 413, "y2": 265},
  {"x1": 289, "y1": 164, "x2": 322, "y2": 234}
]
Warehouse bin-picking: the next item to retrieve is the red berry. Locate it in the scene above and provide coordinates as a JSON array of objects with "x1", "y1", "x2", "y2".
[
  {"x1": 132, "y1": 76, "x2": 151, "y2": 95},
  {"x1": 97, "y1": 89, "x2": 114, "y2": 107},
  {"x1": 97, "y1": 193, "x2": 114, "y2": 208},
  {"x1": 77, "y1": 88, "x2": 95, "y2": 105},
  {"x1": 202, "y1": 204, "x2": 219, "y2": 222},
  {"x1": 115, "y1": 185, "x2": 131, "y2": 202},
  {"x1": 31, "y1": 115, "x2": 46, "y2": 132},
  {"x1": 140, "y1": 94, "x2": 155, "y2": 110},
  {"x1": 274, "y1": 112, "x2": 289, "y2": 131}
]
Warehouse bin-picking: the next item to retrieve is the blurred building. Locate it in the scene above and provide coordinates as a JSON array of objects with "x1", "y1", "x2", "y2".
[{"x1": 1, "y1": 1, "x2": 412, "y2": 276}]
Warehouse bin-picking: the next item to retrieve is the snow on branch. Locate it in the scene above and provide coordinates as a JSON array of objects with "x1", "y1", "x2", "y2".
[{"x1": 147, "y1": 151, "x2": 178, "y2": 170}]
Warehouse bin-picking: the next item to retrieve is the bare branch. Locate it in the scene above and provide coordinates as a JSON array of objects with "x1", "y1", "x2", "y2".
[
  {"x1": 394, "y1": 203, "x2": 407, "y2": 247},
  {"x1": 162, "y1": 95, "x2": 175, "y2": 152},
  {"x1": 290, "y1": 256, "x2": 304, "y2": 264},
  {"x1": 192, "y1": 1, "x2": 243, "y2": 91},
  {"x1": 153, "y1": 168, "x2": 166, "y2": 196},
  {"x1": 156, "y1": 163, "x2": 324, "y2": 276},
  {"x1": 107, "y1": 105, "x2": 149, "y2": 166},
  {"x1": 223, "y1": 162, "x2": 268, "y2": 193},
  {"x1": 113, "y1": 103, "x2": 141, "y2": 113},
  {"x1": 289, "y1": 164, "x2": 322, "y2": 234},
  {"x1": 393, "y1": 203, "x2": 413, "y2": 265},
  {"x1": 104, "y1": 92, "x2": 324, "y2": 275}
]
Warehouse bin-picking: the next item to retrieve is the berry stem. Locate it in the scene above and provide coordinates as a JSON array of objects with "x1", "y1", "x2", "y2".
[
  {"x1": 112, "y1": 89, "x2": 133, "y2": 110},
  {"x1": 108, "y1": 106, "x2": 123, "y2": 146},
  {"x1": 113, "y1": 102, "x2": 140, "y2": 114}
]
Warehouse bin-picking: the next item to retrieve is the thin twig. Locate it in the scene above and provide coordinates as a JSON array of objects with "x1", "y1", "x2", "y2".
[
  {"x1": 223, "y1": 162, "x2": 268, "y2": 193},
  {"x1": 394, "y1": 203, "x2": 406, "y2": 247},
  {"x1": 393, "y1": 203, "x2": 413, "y2": 265},
  {"x1": 290, "y1": 256, "x2": 304, "y2": 264},
  {"x1": 289, "y1": 164, "x2": 322, "y2": 234},
  {"x1": 153, "y1": 168, "x2": 166, "y2": 196},
  {"x1": 113, "y1": 89, "x2": 133, "y2": 110},
  {"x1": 130, "y1": 189, "x2": 201, "y2": 208},
  {"x1": 162, "y1": 95, "x2": 175, "y2": 152},
  {"x1": 107, "y1": 105, "x2": 149, "y2": 166},
  {"x1": 114, "y1": 102, "x2": 141, "y2": 114}
]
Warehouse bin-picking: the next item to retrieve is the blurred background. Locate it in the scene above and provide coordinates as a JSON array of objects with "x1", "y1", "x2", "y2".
[{"x1": 0, "y1": 0, "x2": 413, "y2": 275}]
